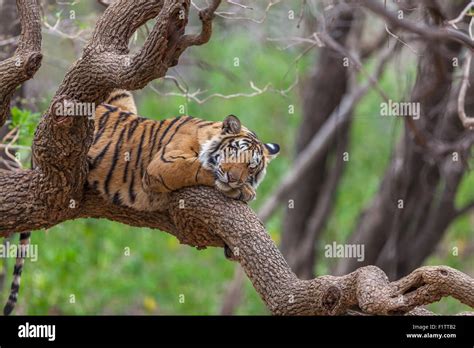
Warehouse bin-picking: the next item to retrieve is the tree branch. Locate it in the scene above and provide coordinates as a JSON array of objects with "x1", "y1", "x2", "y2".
[
  {"x1": 0, "y1": 0, "x2": 221, "y2": 235},
  {"x1": 360, "y1": 0, "x2": 474, "y2": 50},
  {"x1": 0, "y1": 0, "x2": 472, "y2": 316},
  {"x1": 76, "y1": 186, "x2": 474, "y2": 315},
  {"x1": 0, "y1": 0, "x2": 42, "y2": 127}
]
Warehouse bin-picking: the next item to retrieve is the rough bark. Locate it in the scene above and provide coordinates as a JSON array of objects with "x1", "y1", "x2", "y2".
[
  {"x1": 0, "y1": 0, "x2": 473, "y2": 315},
  {"x1": 79, "y1": 186, "x2": 474, "y2": 315},
  {"x1": 0, "y1": 0, "x2": 23, "y2": 171},
  {"x1": 0, "y1": 0, "x2": 218, "y2": 235}
]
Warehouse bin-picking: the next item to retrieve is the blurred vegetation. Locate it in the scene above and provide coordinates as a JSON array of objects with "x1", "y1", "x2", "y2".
[{"x1": 1, "y1": 1, "x2": 473, "y2": 315}]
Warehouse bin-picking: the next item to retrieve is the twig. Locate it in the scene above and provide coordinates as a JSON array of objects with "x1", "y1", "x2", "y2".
[
  {"x1": 150, "y1": 76, "x2": 298, "y2": 104},
  {"x1": 447, "y1": 1, "x2": 474, "y2": 28},
  {"x1": 458, "y1": 51, "x2": 474, "y2": 129},
  {"x1": 361, "y1": 0, "x2": 474, "y2": 50},
  {"x1": 192, "y1": 0, "x2": 280, "y2": 23}
]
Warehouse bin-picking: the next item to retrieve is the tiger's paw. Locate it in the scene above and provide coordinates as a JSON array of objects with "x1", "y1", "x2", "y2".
[{"x1": 215, "y1": 181, "x2": 256, "y2": 202}]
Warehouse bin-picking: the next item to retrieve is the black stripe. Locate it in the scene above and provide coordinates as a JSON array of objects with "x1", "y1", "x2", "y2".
[
  {"x1": 157, "y1": 117, "x2": 182, "y2": 150},
  {"x1": 112, "y1": 112, "x2": 129, "y2": 135},
  {"x1": 107, "y1": 92, "x2": 131, "y2": 104},
  {"x1": 10, "y1": 283, "x2": 19, "y2": 293},
  {"x1": 90, "y1": 140, "x2": 112, "y2": 170},
  {"x1": 161, "y1": 116, "x2": 193, "y2": 163},
  {"x1": 93, "y1": 110, "x2": 113, "y2": 145},
  {"x1": 91, "y1": 180, "x2": 99, "y2": 190},
  {"x1": 135, "y1": 123, "x2": 147, "y2": 167},
  {"x1": 140, "y1": 163, "x2": 145, "y2": 181},
  {"x1": 19, "y1": 232, "x2": 31, "y2": 241},
  {"x1": 112, "y1": 192, "x2": 123, "y2": 206},
  {"x1": 103, "y1": 104, "x2": 118, "y2": 112},
  {"x1": 147, "y1": 122, "x2": 156, "y2": 162},
  {"x1": 129, "y1": 170, "x2": 136, "y2": 204},
  {"x1": 123, "y1": 149, "x2": 132, "y2": 183},
  {"x1": 159, "y1": 174, "x2": 173, "y2": 191},
  {"x1": 194, "y1": 119, "x2": 208, "y2": 125},
  {"x1": 127, "y1": 118, "x2": 139, "y2": 140},
  {"x1": 104, "y1": 128, "x2": 126, "y2": 195},
  {"x1": 197, "y1": 121, "x2": 215, "y2": 128},
  {"x1": 150, "y1": 120, "x2": 164, "y2": 157},
  {"x1": 4, "y1": 306, "x2": 14, "y2": 315},
  {"x1": 13, "y1": 265, "x2": 23, "y2": 275}
]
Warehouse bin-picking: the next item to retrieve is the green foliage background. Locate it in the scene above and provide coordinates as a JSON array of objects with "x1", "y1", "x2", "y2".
[{"x1": 1, "y1": 1, "x2": 473, "y2": 315}]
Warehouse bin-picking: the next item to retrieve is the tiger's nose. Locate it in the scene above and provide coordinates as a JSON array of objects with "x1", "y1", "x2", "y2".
[
  {"x1": 228, "y1": 172, "x2": 237, "y2": 182},
  {"x1": 228, "y1": 170, "x2": 242, "y2": 183}
]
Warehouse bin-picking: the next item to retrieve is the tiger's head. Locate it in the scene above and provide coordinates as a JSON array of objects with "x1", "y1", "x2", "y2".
[{"x1": 199, "y1": 115, "x2": 280, "y2": 198}]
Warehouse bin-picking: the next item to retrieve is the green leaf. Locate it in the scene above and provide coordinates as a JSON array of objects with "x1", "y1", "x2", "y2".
[{"x1": 9, "y1": 106, "x2": 40, "y2": 146}]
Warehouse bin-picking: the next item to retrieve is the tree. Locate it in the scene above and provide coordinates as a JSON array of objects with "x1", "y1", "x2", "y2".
[
  {"x1": 335, "y1": 0, "x2": 474, "y2": 279},
  {"x1": 0, "y1": 0, "x2": 473, "y2": 315}
]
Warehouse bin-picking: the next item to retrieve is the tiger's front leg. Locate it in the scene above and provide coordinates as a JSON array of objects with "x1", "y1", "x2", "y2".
[
  {"x1": 144, "y1": 150, "x2": 215, "y2": 193},
  {"x1": 215, "y1": 182, "x2": 256, "y2": 202}
]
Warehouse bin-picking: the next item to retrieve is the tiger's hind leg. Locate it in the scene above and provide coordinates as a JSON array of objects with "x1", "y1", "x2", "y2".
[{"x1": 104, "y1": 89, "x2": 137, "y2": 114}]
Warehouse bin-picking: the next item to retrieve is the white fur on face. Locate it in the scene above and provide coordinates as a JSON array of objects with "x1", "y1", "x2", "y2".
[{"x1": 199, "y1": 132, "x2": 270, "y2": 190}]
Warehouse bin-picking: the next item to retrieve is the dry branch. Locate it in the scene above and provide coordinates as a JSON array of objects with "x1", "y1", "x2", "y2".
[{"x1": 360, "y1": 0, "x2": 474, "y2": 50}]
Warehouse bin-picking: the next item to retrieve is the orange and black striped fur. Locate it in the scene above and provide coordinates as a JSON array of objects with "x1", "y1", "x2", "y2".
[
  {"x1": 3, "y1": 90, "x2": 279, "y2": 315},
  {"x1": 88, "y1": 90, "x2": 280, "y2": 210}
]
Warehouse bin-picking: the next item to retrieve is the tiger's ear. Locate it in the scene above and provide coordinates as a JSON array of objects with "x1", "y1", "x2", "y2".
[
  {"x1": 222, "y1": 115, "x2": 241, "y2": 134},
  {"x1": 265, "y1": 143, "x2": 280, "y2": 160}
]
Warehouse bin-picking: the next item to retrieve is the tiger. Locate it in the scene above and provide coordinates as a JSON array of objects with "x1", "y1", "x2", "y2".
[
  {"x1": 87, "y1": 90, "x2": 280, "y2": 210},
  {"x1": 3, "y1": 89, "x2": 280, "y2": 315}
]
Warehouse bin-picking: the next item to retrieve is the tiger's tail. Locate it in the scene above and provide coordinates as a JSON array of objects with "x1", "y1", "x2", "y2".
[{"x1": 3, "y1": 232, "x2": 31, "y2": 315}]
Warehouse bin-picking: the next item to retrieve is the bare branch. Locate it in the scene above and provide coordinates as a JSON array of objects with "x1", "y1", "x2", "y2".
[
  {"x1": 361, "y1": 0, "x2": 474, "y2": 50},
  {"x1": 447, "y1": 1, "x2": 474, "y2": 28},
  {"x1": 457, "y1": 52, "x2": 474, "y2": 129},
  {"x1": 195, "y1": 0, "x2": 280, "y2": 24},
  {"x1": 150, "y1": 75, "x2": 298, "y2": 104}
]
